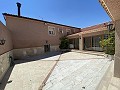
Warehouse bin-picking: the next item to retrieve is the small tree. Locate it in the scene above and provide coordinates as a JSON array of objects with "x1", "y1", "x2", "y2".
[
  {"x1": 59, "y1": 37, "x2": 69, "y2": 49},
  {"x1": 100, "y1": 31, "x2": 115, "y2": 55}
]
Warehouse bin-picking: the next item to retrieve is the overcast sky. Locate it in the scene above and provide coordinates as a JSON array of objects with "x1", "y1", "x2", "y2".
[{"x1": 0, "y1": 0, "x2": 111, "y2": 28}]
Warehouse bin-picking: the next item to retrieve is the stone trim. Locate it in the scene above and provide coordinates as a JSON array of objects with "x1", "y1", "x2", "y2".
[
  {"x1": 13, "y1": 45, "x2": 60, "y2": 59},
  {"x1": 0, "y1": 51, "x2": 13, "y2": 82},
  {"x1": 0, "y1": 49, "x2": 13, "y2": 56}
]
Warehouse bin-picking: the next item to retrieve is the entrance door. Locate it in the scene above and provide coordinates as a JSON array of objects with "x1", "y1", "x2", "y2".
[
  {"x1": 74, "y1": 38, "x2": 79, "y2": 49},
  {"x1": 44, "y1": 44, "x2": 50, "y2": 52}
]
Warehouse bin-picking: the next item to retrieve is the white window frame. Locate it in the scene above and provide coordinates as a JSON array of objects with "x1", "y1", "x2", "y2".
[{"x1": 48, "y1": 26, "x2": 56, "y2": 36}]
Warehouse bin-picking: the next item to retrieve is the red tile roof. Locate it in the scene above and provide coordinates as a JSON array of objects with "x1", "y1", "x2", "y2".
[{"x1": 81, "y1": 22, "x2": 109, "y2": 32}]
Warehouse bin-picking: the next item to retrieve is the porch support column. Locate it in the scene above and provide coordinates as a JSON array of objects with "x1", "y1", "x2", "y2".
[
  {"x1": 114, "y1": 20, "x2": 120, "y2": 78},
  {"x1": 79, "y1": 34, "x2": 83, "y2": 51}
]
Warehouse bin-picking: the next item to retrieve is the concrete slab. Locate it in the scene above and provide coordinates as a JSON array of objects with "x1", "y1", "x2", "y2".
[
  {"x1": 3, "y1": 60, "x2": 56, "y2": 90},
  {"x1": 43, "y1": 52, "x2": 111, "y2": 90},
  {"x1": 0, "y1": 51, "x2": 112, "y2": 90},
  {"x1": 0, "y1": 51, "x2": 61, "y2": 90},
  {"x1": 60, "y1": 52, "x2": 105, "y2": 61}
]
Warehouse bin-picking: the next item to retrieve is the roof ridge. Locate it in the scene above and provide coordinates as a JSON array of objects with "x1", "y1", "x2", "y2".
[{"x1": 3, "y1": 13, "x2": 81, "y2": 29}]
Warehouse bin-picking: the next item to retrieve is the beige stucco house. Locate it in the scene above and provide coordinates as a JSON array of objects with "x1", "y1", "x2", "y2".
[
  {"x1": 3, "y1": 13, "x2": 110, "y2": 59},
  {"x1": 3, "y1": 13, "x2": 80, "y2": 59}
]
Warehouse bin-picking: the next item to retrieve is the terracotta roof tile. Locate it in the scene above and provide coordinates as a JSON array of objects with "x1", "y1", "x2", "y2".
[{"x1": 81, "y1": 22, "x2": 109, "y2": 32}]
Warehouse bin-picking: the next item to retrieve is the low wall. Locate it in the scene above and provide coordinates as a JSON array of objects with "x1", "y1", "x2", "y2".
[
  {"x1": 13, "y1": 45, "x2": 60, "y2": 59},
  {"x1": 0, "y1": 51, "x2": 13, "y2": 82}
]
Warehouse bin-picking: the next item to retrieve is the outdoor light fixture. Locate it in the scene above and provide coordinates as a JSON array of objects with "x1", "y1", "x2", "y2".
[
  {"x1": 107, "y1": 23, "x2": 115, "y2": 31},
  {"x1": 0, "y1": 38, "x2": 6, "y2": 45}
]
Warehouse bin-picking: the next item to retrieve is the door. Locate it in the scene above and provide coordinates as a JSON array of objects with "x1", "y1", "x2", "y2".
[{"x1": 44, "y1": 44, "x2": 50, "y2": 52}]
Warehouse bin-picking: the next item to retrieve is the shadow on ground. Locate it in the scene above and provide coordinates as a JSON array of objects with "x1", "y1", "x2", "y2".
[
  {"x1": 0, "y1": 66, "x2": 14, "y2": 90},
  {"x1": 0, "y1": 51, "x2": 62, "y2": 90},
  {"x1": 15, "y1": 51, "x2": 61, "y2": 64}
]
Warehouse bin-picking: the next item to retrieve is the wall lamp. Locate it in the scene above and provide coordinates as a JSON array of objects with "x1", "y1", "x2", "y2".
[
  {"x1": 0, "y1": 38, "x2": 6, "y2": 45},
  {"x1": 107, "y1": 23, "x2": 115, "y2": 31}
]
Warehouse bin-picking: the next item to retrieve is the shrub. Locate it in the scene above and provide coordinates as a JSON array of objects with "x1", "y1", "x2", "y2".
[
  {"x1": 59, "y1": 37, "x2": 69, "y2": 49},
  {"x1": 100, "y1": 31, "x2": 115, "y2": 55}
]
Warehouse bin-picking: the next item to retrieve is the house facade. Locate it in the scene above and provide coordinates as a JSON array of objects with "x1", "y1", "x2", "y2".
[
  {"x1": 3, "y1": 13, "x2": 109, "y2": 59},
  {"x1": 3, "y1": 13, "x2": 80, "y2": 59}
]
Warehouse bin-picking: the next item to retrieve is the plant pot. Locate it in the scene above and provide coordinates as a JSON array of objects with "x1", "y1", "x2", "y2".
[
  {"x1": 105, "y1": 54, "x2": 114, "y2": 60},
  {"x1": 60, "y1": 49, "x2": 70, "y2": 53}
]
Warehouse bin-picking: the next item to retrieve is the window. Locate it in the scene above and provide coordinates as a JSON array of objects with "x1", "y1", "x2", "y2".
[
  {"x1": 58, "y1": 28, "x2": 63, "y2": 34},
  {"x1": 48, "y1": 26, "x2": 56, "y2": 35},
  {"x1": 66, "y1": 29, "x2": 71, "y2": 35},
  {"x1": 71, "y1": 29, "x2": 75, "y2": 34}
]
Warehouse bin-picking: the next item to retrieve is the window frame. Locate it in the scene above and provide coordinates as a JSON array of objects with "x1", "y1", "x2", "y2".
[
  {"x1": 48, "y1": 26, "x2": 56, "y2": 36},
  {"x1": 58, "y1": 28, "x2": 63, "y2": 34},
  {"x1": 66, "y1": 29, "x2": 71, "y2": 35}
]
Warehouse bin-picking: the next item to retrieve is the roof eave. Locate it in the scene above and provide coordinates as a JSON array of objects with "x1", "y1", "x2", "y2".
[
  {"x1": 3, "y1": 13, "x2": 81, "y2": 29},
  {"x1": 99, "y1": 0, "x2": 115, "y2": 21}
]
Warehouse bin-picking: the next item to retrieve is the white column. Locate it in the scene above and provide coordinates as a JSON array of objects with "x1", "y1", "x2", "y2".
[{"x1": 79, "y1": 34, "x2": 83, "y2": 51}]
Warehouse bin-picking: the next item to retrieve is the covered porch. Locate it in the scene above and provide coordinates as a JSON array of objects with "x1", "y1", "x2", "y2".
[{"x1": 67, "y1": 25, "x2": 107, "y2": 52}]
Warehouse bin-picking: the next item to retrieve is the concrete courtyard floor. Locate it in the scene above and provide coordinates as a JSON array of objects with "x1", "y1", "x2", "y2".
[{"x1": 0, "y1": 51, "x2": 111, "y2": 90}]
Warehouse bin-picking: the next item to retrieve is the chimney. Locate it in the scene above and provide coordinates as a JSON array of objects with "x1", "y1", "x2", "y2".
[{"x1": 16, "y1": 2, "x2": 21, "y2": 16}]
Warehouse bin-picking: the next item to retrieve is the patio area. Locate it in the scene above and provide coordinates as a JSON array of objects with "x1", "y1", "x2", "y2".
[
  {"x1": 43, "y1": 52, "x2": 111, "y2": 90},
  {"x1": 0, "y1": 51, "x2": 112, "y2": 90}
]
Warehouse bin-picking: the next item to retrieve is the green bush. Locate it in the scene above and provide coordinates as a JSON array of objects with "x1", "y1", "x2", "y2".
[
  {"x1": 59, "y1": 37, "x2": 69, "y2": 49},
  {"x1": 100, "y1": 31, "x2": 115, "y2": 55}
]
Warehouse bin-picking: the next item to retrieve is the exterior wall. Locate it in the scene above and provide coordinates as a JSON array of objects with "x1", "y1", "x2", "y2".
[
  {"x1": 5, "y1": 15, "x2": 80, "y2": 49},
  {"x1": 0, "y1": 21, "x2": 13, "y2": 82},
  {"x1": 114, "y1": 20, "x2": 120, "y2": 78},
  {"x1": 13, "y1": 45, "x2": 59, "y2": 59},
  {"x1": 0, "y1": 51, "x2": 13, "y2": 82},
  {"x1": 0, "y1": 21, "x2": 13, "y2": 54}
]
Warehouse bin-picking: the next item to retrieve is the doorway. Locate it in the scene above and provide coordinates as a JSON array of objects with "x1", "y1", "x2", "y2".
[{"x1": 44, "y1": 44, "x2": 50, "y2": 52}]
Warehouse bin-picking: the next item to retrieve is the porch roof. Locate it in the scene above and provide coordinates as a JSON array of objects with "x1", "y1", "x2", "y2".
[{"x1": 67, "y1": 23, "x2": 107, "y2": 39}]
